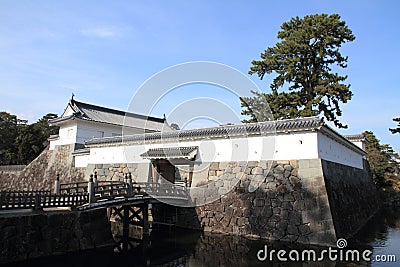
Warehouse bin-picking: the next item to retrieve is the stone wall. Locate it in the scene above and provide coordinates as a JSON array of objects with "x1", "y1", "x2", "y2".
[
  {"x1": 173, "y1": 159, "x2": 379, "y2": 246},
  {"x1": 0, "y1": 166, "x2": 26, "y2": 185},
  {"x1": 86, "y1": 163, "x2": 143, "y2": 182},
  {"x1": 0, "y1": 171, "x2": 17, "y2": 189},
  {"x1": 0, "y1": 145, "x2": 86, "y2": 191},
  {"x1": 321, "y1": 159, "x2": 381, "y2": 239},
  {"x1": 0, "y1": 209, "x2": 113, "y2": 264},
  {"x1": 174, "y1": 160, "x2": 336, "y2": 246},
  {"x1": 89, "y1": 159, "x2": 379, "y2": 246}
]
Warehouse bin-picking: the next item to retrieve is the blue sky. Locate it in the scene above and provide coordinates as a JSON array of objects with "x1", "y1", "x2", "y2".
[{"x1": 0, "y1": 1, "x2": 399, "y2": 151}]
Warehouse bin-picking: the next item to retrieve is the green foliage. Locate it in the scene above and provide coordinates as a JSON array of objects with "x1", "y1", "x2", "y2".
[
  {"x1": 242, "y1": 13, "x2": 355, "y2": 127},
  {"x1": 170, "y1": 123, "x2": 180, "y2": 130},
  {"x1": 0, "y1": 112, "x2": 18, "y2": 164},
  {"x1": 240, "y1": 91, "x2": 298, "y2": 123},
  {"x1": 0, "y1": 112, "x2": 59, "y2": 165},
  {"x1": 364, "y1": 131, "x2": 399, "y2": 186},
  {"x1": 16, "y1": 124, "x2": 45, "y2": 164},
  {"x1": 390, "y1": 117, "x2": 400, "y2": 134}
]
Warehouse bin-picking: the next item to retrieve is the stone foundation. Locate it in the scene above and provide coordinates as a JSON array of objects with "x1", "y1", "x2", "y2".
[
  {"x1": 322, "y1": 159, "x2": 381, "y2": 238},
  {"x1": 172, "y1": 159, "x2": 380, "y2": 246},
  {"x1": 86, "y1": 163, "x2": 143, "y2": 182},
  {"x1": 87, "y1": 158, "x2": 380, "y2": 246},
  {"x1": 174, "y1": 160, "x2": 335, "y2": 245},
  {"x1": 0, "y1": 145, "x2": 86, "y2": 191},
  {"x1": 0, "y1": 209, "x2": 113, "y2": 264}
]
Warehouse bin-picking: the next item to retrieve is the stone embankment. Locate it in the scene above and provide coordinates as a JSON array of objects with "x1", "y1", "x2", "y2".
[
  {"x1": 383, "y1": 193, "x2": 400, "y2": 207},
  {"x1": 0, "y1": 145, "x2": 85, "y2": 191},
  {"x1": 174, "y1": 159, "x2": 380, "y2": 246},
  {"x1": 176, "y1": 160, "x2": 335, "y2": 245},
  {"x1": 0, "y1": 209, "x2": 112, "y2": 264}
]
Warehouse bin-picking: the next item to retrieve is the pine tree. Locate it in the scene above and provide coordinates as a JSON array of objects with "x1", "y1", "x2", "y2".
[
  {"x1": 242, "y1": 14, "x2": 355, "y2": 128},
  {"x1": 390, "y1": 118, "x2": 400, "y2": 134},
  {"x1": 364, "y1": 131, "x2": 399, "y2": 186}
]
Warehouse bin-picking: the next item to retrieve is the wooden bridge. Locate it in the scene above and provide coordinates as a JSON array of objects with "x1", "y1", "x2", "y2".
[
  {"x1": 0, "y1": 173, "x2": 189, "y2": 252},
  {"x1": 0, "y1": 173, "x2": 188, "y2": 211}
]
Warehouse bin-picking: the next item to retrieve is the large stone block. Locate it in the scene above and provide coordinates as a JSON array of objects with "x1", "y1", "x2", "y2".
[
  {"x1": 298, "y1": 159, "x2": 310, "y2": 169},
  {"x1": 309, "y1": 159, "x2": 321, "y2": 168},
  {"x1": 253, "y1": 198, "x2": 265, "y2": 207},
  {"x1": 216, "y1": 171, "x2": 224, "y2": 176},
  {"x1": 208, "y1": 162, "x2": 219, "y2": 171},
  {"x1": 276, "y1": 160, "x2": 289, "y2": 165},
  {"x1": 251, "y1": 167, "x2": 263, "y2": 175},
  {"x1": 247, "y1": 161, "x2": 258, "y2": 167},
  {"x1": 258, "y1": 161, "x2": 268, "y2": 169},
  {"x1": 219, "y1": 162, "x2": 229, "y2": 170},
  {"x1": 232, "y1": 167, "x2": 241, "y2": 174},
  {"x1": 273, "y1": 165, "x2": 285, "y2": 174}
]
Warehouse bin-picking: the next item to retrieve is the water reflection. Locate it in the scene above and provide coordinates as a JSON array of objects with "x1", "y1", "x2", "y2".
[
  {"x1": 351, "y1": 208, "x2": 400, "y2": 267},
  {"x1": 4, "y1": 208, "x2": 400, "y2": 267}
]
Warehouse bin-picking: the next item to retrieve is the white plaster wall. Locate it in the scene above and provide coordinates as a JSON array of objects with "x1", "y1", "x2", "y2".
[
  {"x1": 76, "y1": 121, "x2": 150, "y2": 145},
  {"x1": 273, "y1": 132, "x2": 319, "y2": 160},
  {"x1": 49, "y1": 121, "x2": 77, "y2": 150},
  {"x1": 88, "y1": 132, "x2": 320, "y2": 165},
  {"x1": 62, "y1": 105, "x2": 74, "y2": 116},
  {"x1": 318, "y1": 132, "x2": 363, "y2": 169},
  {"x1": 74, "y1": 154, "x2": 90, "y2": 168},
  {"x1": 76, "y1": 121, "x2": 122, "y2": 144},
  {"x1": 50, "y1": 119, "x2": 155, "y2": 150},
  {"x1": 60, "y1": 129, "x2": 365, "y2": 170},
  {"x1": 86, "y1": 131, "x2": 364, "y2": 169},
  {"x1": 351, "y1": 140, "x2": 365, "y2": 151}
]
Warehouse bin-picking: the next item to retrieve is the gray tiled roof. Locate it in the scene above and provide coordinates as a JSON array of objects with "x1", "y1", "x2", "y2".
[
  {"x1": 48, "y1": 134, "x2": 59, "y2": 141},
  {"x1": 50, "y1": 99, "x2": 167, "y2": 132},
  {"x1": 72, "y1": 148, "x2": 90, "y2": 155},
  {"x1": 86, "y1": 116, "x2": 323, "y2": 146},
  {"x1": 140, "y1": 146, "x2": 198, "y2": 160},
  {"x1": 344, "y1": 134, "x2": 366, "y2": 142},
  {"x1": 85, "y1": 116, "x2": 365, "y2": 155}
]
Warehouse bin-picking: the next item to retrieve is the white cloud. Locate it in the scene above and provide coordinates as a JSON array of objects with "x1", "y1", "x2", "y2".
[
  {"x1": 5, "y1": 110, "x2": 36, "y2": 123},
  {"x1": 56, "y1": 83, "x2": 80, "y2": 91},
  {"x1": 80, "y1": 27, "x2": 123, "y2": 38}
]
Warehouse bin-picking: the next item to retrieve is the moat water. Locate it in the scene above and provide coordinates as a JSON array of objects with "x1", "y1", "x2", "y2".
[{"x1": 4, "y1": 208, "x2": 400, "y2": 267}]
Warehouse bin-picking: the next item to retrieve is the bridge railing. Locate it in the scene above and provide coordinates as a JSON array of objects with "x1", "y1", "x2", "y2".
[
  {"x1": 0, "y1": 190, "x2": 88, "y2": 210},
  {"x1": 60, "y1": 181, "x2": 88, "y2": 194},
  {"x1": 59, "y1": 181, "x2": 127, "y2": 194},
  {"x1": 90, "y1": 182, "x2": 188, "y2": 201},
  {"x1": 140, "y1": 183, "x2": 188, "y2": 199},
  {"x1": 94, "y1": 181, "x2": 130, "y2": 200},
  {"x1": 0, "y1": 173, "x2": 189, "y2": 210}
]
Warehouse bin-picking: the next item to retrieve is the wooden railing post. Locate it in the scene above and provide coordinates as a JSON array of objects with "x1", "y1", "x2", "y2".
[
  {"x1": 54, "y1": 173, "x2": 60, "y2": 195},
  {"x1": 34, "y1": 194, "x2": 41, "y2": 210},
  {"x1": 127, "y1": 172, "x2": 132, "y2": 196},
  {"x1": 88, "y1": 174, "x2": 95, "y2": 203},
  {"x1": 93, "y1": 171, "x2": 98, "y2": 186},
  {"x1": 0, "y1": 192, "x2": 4, "y2": 208},
  {"x1": 143, "y1": 200, "x2": 149, "y2": 236},
  {"x1": 122, "y1": 205, "x2": 130, "y2": 252}
]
